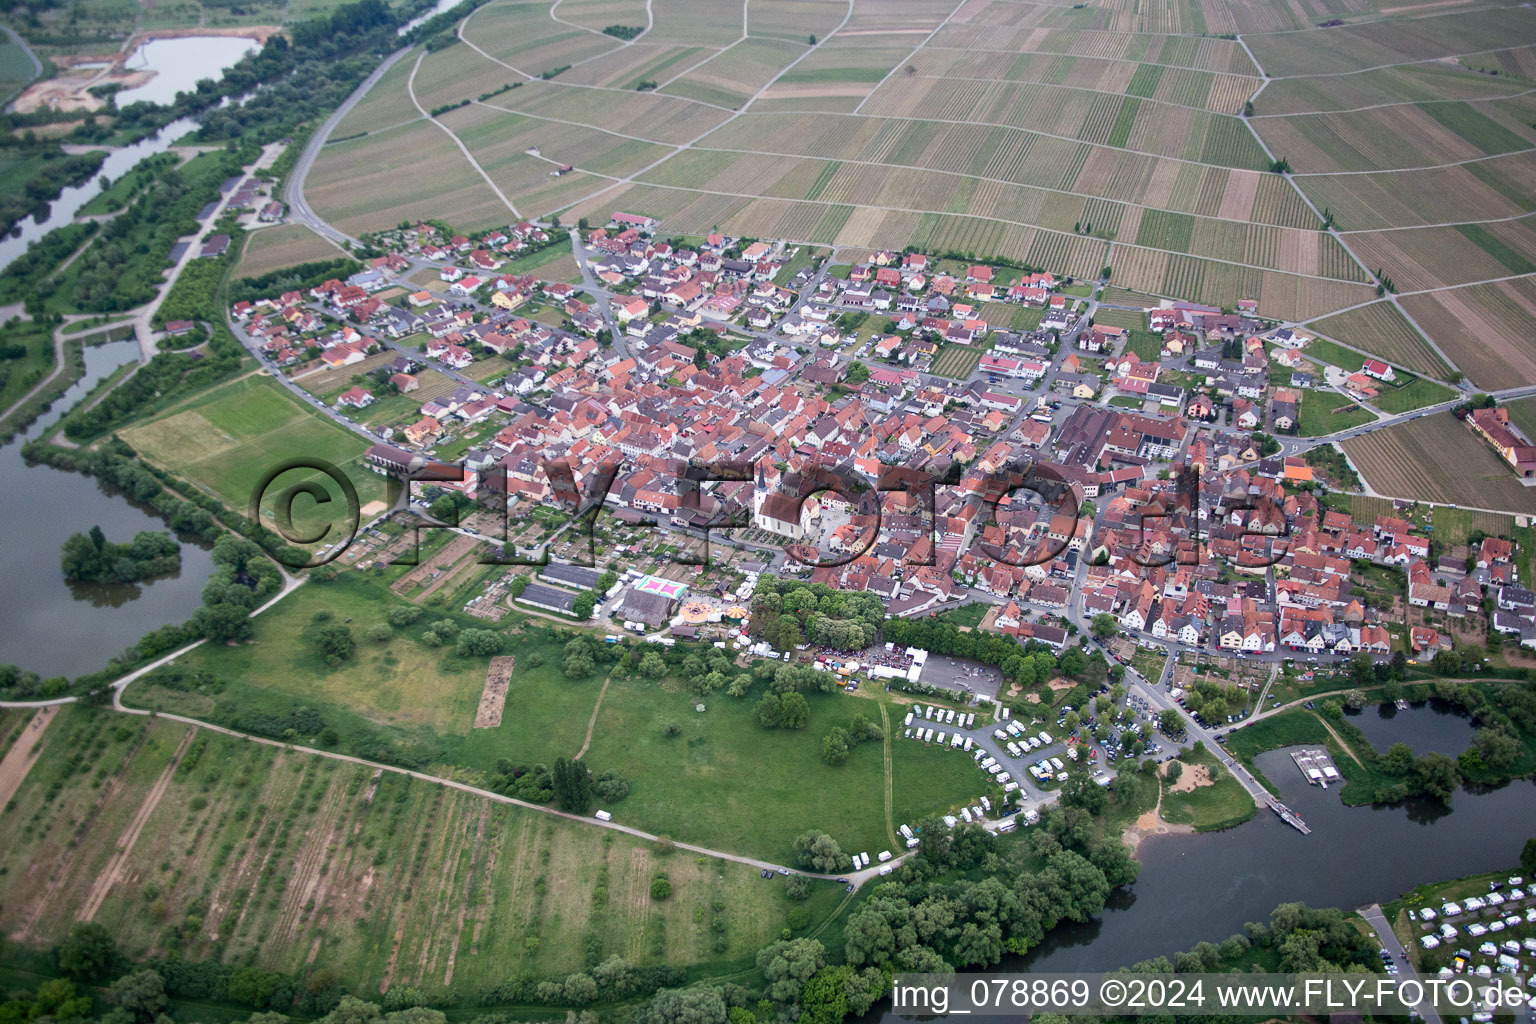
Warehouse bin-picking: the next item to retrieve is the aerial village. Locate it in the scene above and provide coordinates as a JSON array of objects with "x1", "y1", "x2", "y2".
[{"x1": 224, "y1": 211, "x2": 1535, "y2": 683}]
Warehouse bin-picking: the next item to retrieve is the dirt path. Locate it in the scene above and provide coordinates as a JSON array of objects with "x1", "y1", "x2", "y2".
[
  {"x1": 80, "y1": 729, "x2": 196, "y2": 920},
  {"x1": 0, "y1": 706, "x2": 56, "y2": 809},
  {"x1": 574, "y1": 668, "x2": 614, "y2": 760},
  {"x1": 1311, "y1": 712, "x2": 1366, "y2": 766}
]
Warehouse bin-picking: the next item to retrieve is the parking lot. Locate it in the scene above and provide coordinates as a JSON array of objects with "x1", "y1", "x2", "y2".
[{"x1": 919, "y1": 655, "x2": 1006, "y2": 699}]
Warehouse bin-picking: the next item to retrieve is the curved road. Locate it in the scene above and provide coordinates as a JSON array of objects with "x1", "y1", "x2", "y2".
[
  {"x1": 284, "y1": 47, "x2": 414, "y2": 248},
  {"x1": 0, "y1": 24, "x2": 43, "y2": 109}
]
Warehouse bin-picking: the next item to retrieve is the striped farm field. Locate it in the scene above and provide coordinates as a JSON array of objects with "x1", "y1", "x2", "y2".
[
  {"x1": 748, "y1": 0, "x2": 853, "y2": 41},
  {"x1": 307, "y1": 0, "x2": 1536, "y2": 375},
  {"x1": 558, "y1": 44, "x2": 712, "y2": 90},
  {"x1": 1247, "y1": 8, "x2": 1528, "y2": 79},
  {"x1": 1341, "y1": 412, "x2": 1536, "y2": 515},
  {"x1": 1109, "y1": 243, "x2": 1373, "y2": 319},
  {"x1": 925, "y1": 27, "x2": 1258, "y2": 76},
  {"x1": 661, "y1": 37, "x2": 807, "y2": 108},
  {"x1": 1256, "y1": 102, "x2": 1536, "y2": 175},
  {"x1": 1308, "y1": 301, "x2": 1453, "y2": 380},
  {"x1": 307, "y1": 122, "x2": 509, "y2": 235},
  {"x1": 1345, "y1": 219, "x2": 1536, "y2": 292},
  {"x1": 1400, "y1": 276, "x2": 1536, "y2": 387},
  {"x1": 1253, "y1": 62, "x2": 1536, "y2": 117},
  {"x1": 1467, "y1": 46, "x2": 1536, "y2": 80},
  {"x1": 1298, "y1": 150, "x2": 1536, "y2": 232},
  {"x1": 236, "y1": 224, "x2": 346, "y2": 279},
  {"x1": 932, "y1": 343, "x2": 984, "y2": 379}
]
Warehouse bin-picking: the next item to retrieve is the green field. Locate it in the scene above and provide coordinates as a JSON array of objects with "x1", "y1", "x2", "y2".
[
  {"x1": 497, "y1": 240, "x2": 584, "y2": 282},
  {"x1": 1159, "y1": 745, "x2": 1256, "y2": 831},
  {"x1": 0, "y1": 705, "x2": 844, "y2": 994},
  {"x1": 0, "y1": 320, "x2": 57, "y2": 422},
  {"x1": 235, "y1": 223, "x2": 347, "y2": 279},
  {"x1": 1300, "y1": 337, "x2": 1372, "y2": 372},
  {"x1": 1298, "y1": 391, "x2": 1374, "y2": 435},
  {"x1": 1371, "y1": 375, "x2": 1456, "y2": 414},
  {"x1": 126, "y1": 570, "x2": 981, "y2": 864},
  {"x1": 121, "y1": 374, "x2": 384, "y2": 534}
]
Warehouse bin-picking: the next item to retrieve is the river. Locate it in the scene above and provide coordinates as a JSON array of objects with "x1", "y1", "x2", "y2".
[
  {"x1": 876, "y1": 743, "x2": 1536, "y2": 1021},
  {"x1": 0, "y1": 114, "x2": 200, "y2": 273},
  {"x1": 399, "y1": 0, "x2": 477, "y2": 34},
  {"x1": 0, "y1": 339, "x2": 214, "y2": 678}
]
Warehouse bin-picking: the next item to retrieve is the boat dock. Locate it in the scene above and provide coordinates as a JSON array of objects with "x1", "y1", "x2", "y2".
[
  {"x1": 1291, "y1": 747, "x2": 1341, "y2": 788},
  {"x1": 1270, "y1": 801, "x2": 1311, "y2": 835},
  {"x1": 1395, "y1": 699, "x2": 1410, "y2": 710}
]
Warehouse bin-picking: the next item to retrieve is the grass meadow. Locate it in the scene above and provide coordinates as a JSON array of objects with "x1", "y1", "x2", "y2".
[
  {"x1": 121, "y1": 374, "x2": 386, "y2": 536},
  {"x1": 126, "y1": 569, "x2": 989, "y2": 864}
]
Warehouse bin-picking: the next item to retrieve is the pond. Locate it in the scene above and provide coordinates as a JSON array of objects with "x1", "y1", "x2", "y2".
[
  {"x1": 1345, "y1": 699, "x2": 1477, "y2": 757},
  {"x1": 0, "y1": 340, "x2": 215, "y2": 679},
  {"x1": 115, "y1": 36, "x2": 259, "y2": 107}
]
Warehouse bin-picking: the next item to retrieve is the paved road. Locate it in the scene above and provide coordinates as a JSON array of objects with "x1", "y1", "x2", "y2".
[
  {"x1": 0, "y1": 24, "x2": 42, "y2": 109},
  {"x1": 284, "y1": 47, "x2": 413, "y2": 249},
  {"x1": 1360, "y1": 903, "x2": 1443, "y2": 1024}
]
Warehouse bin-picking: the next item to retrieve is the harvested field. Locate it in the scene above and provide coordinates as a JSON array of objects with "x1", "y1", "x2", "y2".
[
  {"x1": 236, "y1": 223, "x2": 347, "y2": 279},
  {"x1": 475, "y1": 656, "x2": 515, "y2": 728},
  {"x1": 1341, "y1": 411, "x2": 1536, "y2": 514},
  {"x1": 1399, "y1": 275, "x2": 1536, "y2": 387}
]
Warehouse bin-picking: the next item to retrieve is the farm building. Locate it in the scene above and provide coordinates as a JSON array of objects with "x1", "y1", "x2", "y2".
[
  {"x1": 617, "y1": 589, "x2": 678, "y2": 629},
  {"x1": 517, "y1": 582, "x2": 579, "y2": 615},
  {"x1": 539, "y1": 562, "x2": 606, "y2": 590}
]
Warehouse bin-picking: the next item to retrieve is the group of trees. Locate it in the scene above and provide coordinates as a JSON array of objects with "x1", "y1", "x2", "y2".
[
  {"x1": 563, "y1": 633, "x2": 599, "y2": 678},
  {"x1": 194, "y1": 536, "x2": 283, "y2": 645},
  {"x1": 1376, "y1": 741, "x2": 1463, "y2": 803},
  {"x1": 792, "y1": 830, "x2": 847, "y2": 872},
  {"x1": 1127, "y1": 902, "x2": 1375, "y2": 975},
  {"x1": 841, "y1": 805, "x2": 1138, "y2": 977},
  {"x1": 751, "y1": 581, "x2": 885, "y2": 654},
  {"x1": 302, "y1": 611, "x2": 356, "y2": 666},
  {"x1": 756, "y1": 691, "x2": 810, "y2": 729},
  {"x1": 60, "y1": 526, "x2": 181, "y2": 584},
  {"x1": 821, "y1": 712, "x2": 881, "y2": 766}
]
